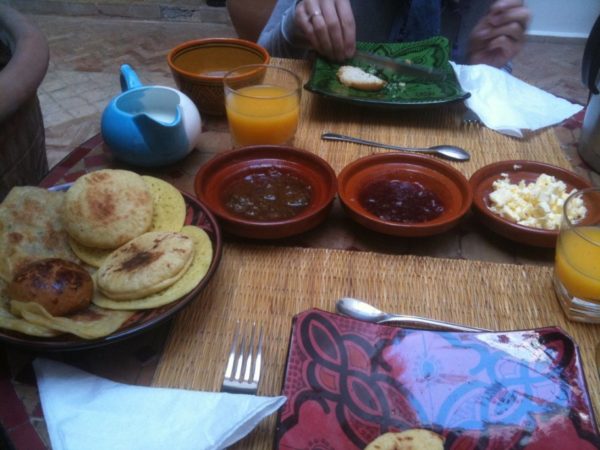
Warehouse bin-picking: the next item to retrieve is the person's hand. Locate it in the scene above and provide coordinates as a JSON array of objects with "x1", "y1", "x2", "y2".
[
  {"x1": 468, "y1": 0, "x2": 531, "y2": 68},
  {"x1": 294, "y1": 0, "x2": 356, "y2": 62}
]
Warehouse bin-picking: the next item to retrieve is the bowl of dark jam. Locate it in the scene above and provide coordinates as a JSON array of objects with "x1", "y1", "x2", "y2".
[
  {"x1": 194, "y1": 145, "x2": 337, "y2": 239},
  {"x1": 337, "y1": 153, "x2": 472, "y2": 236}
]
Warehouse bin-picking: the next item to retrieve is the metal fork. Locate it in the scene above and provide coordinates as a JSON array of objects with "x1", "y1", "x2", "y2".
[
  {"x1": 221, "y1": 322, "x2": 263, "y2": 395},
  {"x1": 462, "y1": 108, "x2": 482, "y2": 126}
]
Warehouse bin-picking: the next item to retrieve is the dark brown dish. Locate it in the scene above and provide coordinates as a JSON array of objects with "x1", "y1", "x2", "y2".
[
  {"x1": 194, "y1": 145, "x2": 337, "y2": 239},
  {"x1": 469, "y1": 160, "x2": 593, "y2": 248},
  {"x1": 0, "y1": 188, "x2": 223, "y2": 351},
  {"x1": 337, "y1": 153, "x2": 472, "y2": 237}
]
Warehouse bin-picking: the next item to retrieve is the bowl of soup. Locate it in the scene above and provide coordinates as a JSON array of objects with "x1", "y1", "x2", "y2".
[
  {"x1": 194, "y1": 145, "x2": 337, "y2": 239},
  {"x1": 167, "y1": 38, "x2": 270, "y2": 116},
  {"x1": 337, "y1": 153, "x2": 472, "y2": 237}
]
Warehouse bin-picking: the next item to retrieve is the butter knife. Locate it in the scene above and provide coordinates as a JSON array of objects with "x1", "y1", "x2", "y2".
[
  {"x1": 336, "y1": 297, "x2": 489, "y2": 332},
  {"x1": 353, "y1": 50, "x2": 447, "y2": 81}
]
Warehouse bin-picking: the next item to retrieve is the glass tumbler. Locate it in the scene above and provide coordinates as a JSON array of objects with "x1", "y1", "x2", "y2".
[
  {"x1": 553, "y1": 187, "x2": 600, "y2": 322},
  {"x1": 223, "y1": 64, "x2": 301, "y2": 147}
]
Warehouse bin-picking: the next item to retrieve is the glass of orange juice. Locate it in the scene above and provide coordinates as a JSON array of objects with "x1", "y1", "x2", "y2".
[
  {"x1": 223, "y1": 64, "x2": 301, "y2": 147},
  {"x1": 553, "y1": 187, "x2": 600, "y2": 322}
]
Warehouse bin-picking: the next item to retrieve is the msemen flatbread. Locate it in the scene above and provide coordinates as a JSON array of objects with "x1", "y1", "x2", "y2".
[
  {"x1": 93, "y1": 225, "x2": 212, "y2": 310},
  {"x1": 62, "y1": 169, "x2": 153, "y2": 249},
  {"x1": 365, "y1": 429, "x2": 444, "y2": 450},
  {"x1": 0, "y1": 186, "x2": 78, "y2": 282},
  {"x1": 10, "y1": 300, "x2": 135, "y2": 340},
  {"x1": 96, "y1": 231, "x2": 195, "y2": 300}
]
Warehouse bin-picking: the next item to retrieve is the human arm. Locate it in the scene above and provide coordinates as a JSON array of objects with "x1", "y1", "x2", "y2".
[
  {"x1": 258, "y1": 0, "x2": 356, "y2": 61},
  {"x1": 467, "y1": 0, "x2": 531, "y2": 68}
]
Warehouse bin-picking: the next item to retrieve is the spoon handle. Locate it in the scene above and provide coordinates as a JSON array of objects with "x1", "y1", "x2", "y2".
[
  {"x1": 378, "y1": 315, "x2": 489, "y2": 333},
  {"x1": 322, "y1": 132, "x2": 432, "y2": 154}
]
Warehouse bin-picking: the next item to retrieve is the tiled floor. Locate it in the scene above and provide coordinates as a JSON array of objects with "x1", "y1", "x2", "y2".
[{"x1": 19, "y1": 11, "x2": 592, "y2": 173}]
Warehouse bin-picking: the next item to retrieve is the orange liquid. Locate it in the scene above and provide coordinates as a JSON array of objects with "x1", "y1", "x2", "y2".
[
  {"x1": 226, "y1": 84, "x2": 299, "y2": 146},
  {"x1": 555, "y1": 226, "x2": 600, "y2": 301}
]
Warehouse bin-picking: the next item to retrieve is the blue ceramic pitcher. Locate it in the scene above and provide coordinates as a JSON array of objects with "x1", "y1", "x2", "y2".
[{"x1": 101, "y1": 64, "x2": 202, "y2": 167}]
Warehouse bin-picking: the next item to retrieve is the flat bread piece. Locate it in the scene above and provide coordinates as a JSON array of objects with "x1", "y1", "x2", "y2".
[
  {"x1": 96, "y1": 231, "x2": 195, "y2": 300},
  {"x1": 141, "y1": 176, "x2": 187, "y2": 232},
  {"x1": 10, "y1": 300, "x2": 134, "y2": 340},
  {"x1": 93, "y1": 225, "x2": 213, "y2": 310},
  {"x1": 70, "y1": 176, "x2": 187, "y2": 268},
  {"x1": 365, "y1": 429, "x2": 444, "y2": 450},
  {"x1": 337, "y1": 65, "x2": 386, "y2": 91},
  {"x1": 62, "y1": 169, "x2": 154, "y2": 249},
  {"x1": 0, "y1": 279, "x2": 60, "y2": 337},
  {"x1": 0, "y1": 187, "x2": 79, "y2": 282}
]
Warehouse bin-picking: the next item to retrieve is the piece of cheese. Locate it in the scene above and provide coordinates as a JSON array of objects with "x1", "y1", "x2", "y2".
[{"x1": 488, "y1": 173, "x2": 586, "y2": 230}]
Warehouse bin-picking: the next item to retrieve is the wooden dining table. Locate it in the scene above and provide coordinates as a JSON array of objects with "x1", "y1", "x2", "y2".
[{"x1": 1, "y1": 57, "x2": 599, "y2": 450}]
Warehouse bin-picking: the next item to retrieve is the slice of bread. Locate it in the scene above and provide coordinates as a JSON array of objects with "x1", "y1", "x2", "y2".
[{"x1": 337, "y1": 65, "x2": 386, "y2": 91}]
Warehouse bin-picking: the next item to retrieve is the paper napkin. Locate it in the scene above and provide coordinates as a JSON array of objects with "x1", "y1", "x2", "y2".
[
  {"x1": 450, "y1": 62, "x2": 583, "y2": 138},
  {"x1": 33, "y1": 358, "x2": 286, "y2": 450}
]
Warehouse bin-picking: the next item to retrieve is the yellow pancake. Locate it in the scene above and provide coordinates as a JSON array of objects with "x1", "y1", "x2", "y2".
[
  {"x1": 92, "y1": 225, "x2": 213, "y2": 310},
  {"x1": 0, "y1": 280, "x2": 60, "y2": 337},
  {"x1": 70, "y1": 176, "x2": 187, "y2": 268},
  {"x1": 10, "y1": 300, "x2": 135, "y2": 340},
  {"x1": 141, "y1": 176, "x2": 187, "y2": 232}
]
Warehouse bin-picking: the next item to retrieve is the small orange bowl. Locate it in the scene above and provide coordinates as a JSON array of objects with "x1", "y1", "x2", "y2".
[
  {"x1": 194, "y1": 145, "x2": 337, "y2": 239},
  {"x1": 469, "y1": 160, "x2": 593, "y2": 248},
  {"x1": 167, "y1": 38, "x2": 270, "y2": 116},
  {"x1": 337, "y1": 153, "x2": 472, "y2": 237}
]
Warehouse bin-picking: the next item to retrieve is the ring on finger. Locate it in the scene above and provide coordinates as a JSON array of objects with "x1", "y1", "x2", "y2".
[{"x1": 308, "y1": 10, "x2": 322, "y2": 22}]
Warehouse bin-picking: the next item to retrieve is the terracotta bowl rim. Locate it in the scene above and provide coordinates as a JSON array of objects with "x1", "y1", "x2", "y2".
[
  {"x1": 337, "y1": 152, "x2": 473, "y2": 235},
  {"x1": 468, "y1": 159, "x2": 593, "y2": 247},
  {"x1": 167, "y1": 37, "x2": 270, "y2": 83},
  {"x1": 194, "y1": 145, "x2": 338, "y2": 236}
]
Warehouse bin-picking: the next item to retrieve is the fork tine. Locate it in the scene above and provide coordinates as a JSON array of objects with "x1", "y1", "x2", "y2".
[
  {"x1": 252, "y1": 327, "x2": 263, "y2": 385},
  {"x1": 234, "y1": 331, "x2": 246, "y2": 381},
  {"x1": 224, "y1": 322, "x2": 239, "y2": 380},
  {"x1": 243, "y1": 323, "x2": 256, "y2": 383}
]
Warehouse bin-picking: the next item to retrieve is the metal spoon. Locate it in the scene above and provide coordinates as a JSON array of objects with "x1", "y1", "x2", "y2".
[
  {"x1": 336, "y1": 297, "x2": 489, "y2": 332},
  {"x1": 322, "y1": 132, "x2": 470, "y2": 162}
]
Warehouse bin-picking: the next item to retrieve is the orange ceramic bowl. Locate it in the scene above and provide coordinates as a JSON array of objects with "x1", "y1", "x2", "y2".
[
  {"x1": 337, "y1": 153, "x2": 472, "y2": 237},
  {"x1": 167, "y1": 38, "x2": 270, "y2": 116},
  {"x1": 469, "y1": 160, "x2": 593, "y2": 248},
  {"x1": 194, "y1": 145, "x2": 337, "y2": 239}
]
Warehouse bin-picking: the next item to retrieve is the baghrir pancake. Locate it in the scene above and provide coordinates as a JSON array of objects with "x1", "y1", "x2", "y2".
[
  {"x1": 0, "y1": 186, "x2": 78, "y2": 282},
  {"x1": 69, "y1": 175, "x2": 187, "y2": 268},
  {"x1": 62, "y1": 169, "x2": 153, "y2": 249},
  {"x1": 93, "y1": 225, "x2": 213, "y2": 310},
  {"x1": 364, "y1": 429, "x2": 445, "y2": 450},
  {"x1": 96, "y1": 231, "x2": 195, "y2": 300}
]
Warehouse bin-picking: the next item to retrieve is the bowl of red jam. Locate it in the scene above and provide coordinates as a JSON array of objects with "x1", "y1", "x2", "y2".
[
  {"x1": 337, "y1": 153, "x2": 472, "y2": 237},
  {"x1": 194, "y1": 145, "x2": 337, "y2": 239}
]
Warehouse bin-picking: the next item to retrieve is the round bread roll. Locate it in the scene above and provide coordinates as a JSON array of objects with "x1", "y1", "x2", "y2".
[
  {"x1": 62, "y1": 169, "x2": 154, "y2": 249},
  {"x1": 365, "y1": 429, "x2": 444, "y2": 450},
  {"x1": 7, "y1": 258, "x2": 93, "y2": 316},
  {"x1": 96, "y1": 231, "x2": 195, "y2": 300}
]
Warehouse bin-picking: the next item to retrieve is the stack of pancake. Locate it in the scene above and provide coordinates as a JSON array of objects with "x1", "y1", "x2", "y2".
[{"x1": 0, "y1": 169, "x2": 213, "y2": 340}]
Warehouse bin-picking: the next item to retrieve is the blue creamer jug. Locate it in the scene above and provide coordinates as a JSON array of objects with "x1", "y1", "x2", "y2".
[{"x1": 101, "y1": 64, "x2": 201, "y2": 167}]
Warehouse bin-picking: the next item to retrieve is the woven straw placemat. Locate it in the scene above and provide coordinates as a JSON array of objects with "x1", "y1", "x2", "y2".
[
  {"x1": 277, "y1": 59, "x2": 571, "y2": 177},
  {"x1": 153, "y1": 244, "x2": 600, "y2": 449}
]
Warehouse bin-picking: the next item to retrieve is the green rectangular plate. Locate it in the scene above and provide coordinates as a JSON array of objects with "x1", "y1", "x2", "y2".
[{"x1": 304, "y1": 37, "x2": 470, "y2": 108}]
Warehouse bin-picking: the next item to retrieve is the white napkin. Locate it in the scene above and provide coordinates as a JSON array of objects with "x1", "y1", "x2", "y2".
[
  {"x1": 450, "y1": 62, "x2": 583, "y2": 138},
  {"x1": 33, "y1": 358, "x2": 286, "y2": 450}
]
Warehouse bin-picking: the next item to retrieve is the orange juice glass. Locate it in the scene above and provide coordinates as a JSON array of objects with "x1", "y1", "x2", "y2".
[
  {"x1": 224, "y1": 64, "x2": 301, "y2": 146},
  {"x1": 553, "y1": 187, "x2": 600, "y2": 322}
]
